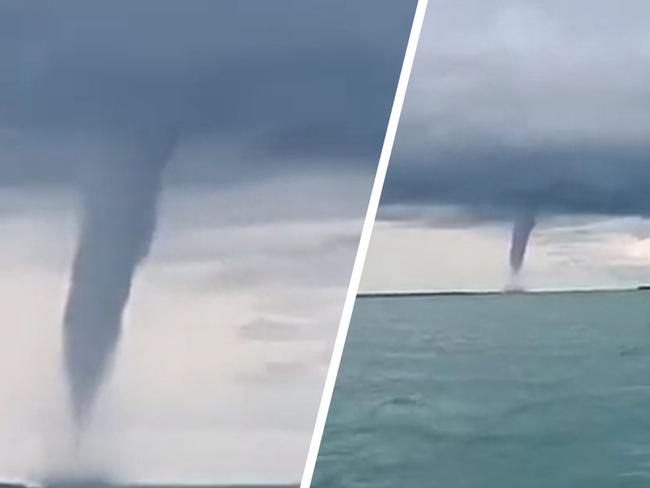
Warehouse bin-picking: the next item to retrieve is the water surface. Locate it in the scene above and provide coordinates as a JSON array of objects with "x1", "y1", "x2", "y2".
[{"x1": 313, "y1": 291, "x2": 650, "y2": 487}]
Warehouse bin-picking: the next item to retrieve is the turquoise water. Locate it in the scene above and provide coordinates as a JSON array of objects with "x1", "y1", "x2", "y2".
[{"x1": 312, "y1": 291, "x2": 650, "y2": 487}]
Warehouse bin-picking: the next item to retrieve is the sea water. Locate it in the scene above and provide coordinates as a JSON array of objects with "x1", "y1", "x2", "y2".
[{"x1": 312, "y1": 290, "x2": 650, "y2": 487}]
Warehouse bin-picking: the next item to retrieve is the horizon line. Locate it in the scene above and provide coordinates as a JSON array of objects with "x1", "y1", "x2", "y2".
[{"x1": 357, "y1": 285, "x2": 650, "y2": 298}]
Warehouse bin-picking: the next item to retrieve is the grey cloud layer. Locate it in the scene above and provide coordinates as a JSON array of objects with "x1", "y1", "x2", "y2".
[
  {"x1": 0, "y1": 0, "x2": 416, "y2": 186},
  {"x1": 380, "y1": 0, "x2": 650, "y2": 220}
]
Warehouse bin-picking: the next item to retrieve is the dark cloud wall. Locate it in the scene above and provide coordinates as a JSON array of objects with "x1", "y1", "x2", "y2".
[
  {"x1": 379, "y1": 0, "x2": 650, "y2": 222},
  {"x1": 0, "y1": 0, "x2": 416, "y2": 186},
  {"x1": 383, "y1": 144, "x2": 650, "y2": 218}
]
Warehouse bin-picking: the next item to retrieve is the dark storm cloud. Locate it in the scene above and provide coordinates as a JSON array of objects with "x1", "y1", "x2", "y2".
[
  {"x1": 0, "y1": 0, "x2": 416, "y2": 186},
  {"x1": 382, "y1": 144, "x2": 650, "y2": 218},
  {"x1": 378, "y1": 0, "x2": 650, "y2": 222}
]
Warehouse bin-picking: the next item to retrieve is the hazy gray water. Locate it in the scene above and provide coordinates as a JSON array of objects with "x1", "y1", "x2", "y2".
[
  {"x1": 0, "y1": 484, "x2": 296, "y2": 488},
  {"x1": 313, "y1": 291, "x2": 650, "y2": 487},
  {"x1": 0, "y1": 482, "x2": 296, "y2": 488}
]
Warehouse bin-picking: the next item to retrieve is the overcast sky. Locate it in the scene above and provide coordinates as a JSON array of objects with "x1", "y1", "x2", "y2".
[
  {"x1": 0, "y1": 1, "x2": 416, "y2": 483},
  {"x1": 362, "y1": 0, "x2": 650, "y2": 292}
]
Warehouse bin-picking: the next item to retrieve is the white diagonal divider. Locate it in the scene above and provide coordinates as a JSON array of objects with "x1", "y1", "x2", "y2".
[{"x1": 299, "y1": 0, "x2": 430, "y2": 485}]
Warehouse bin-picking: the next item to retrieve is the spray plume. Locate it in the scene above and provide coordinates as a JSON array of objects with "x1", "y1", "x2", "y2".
[
  {"x1": 63, "y1": 130, "x2": 176, "y2": 430},
  {"x1": 509, "y1": 210, "x2": 536, "y2": 278}
]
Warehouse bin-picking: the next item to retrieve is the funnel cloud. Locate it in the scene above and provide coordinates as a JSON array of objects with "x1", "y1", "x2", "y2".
[
  {"x1": 509, "y1": 211, "x2": 536, "y2": 276},
  {"x1": 63, "y1": 131, "x2": 175, "y2": 427}
]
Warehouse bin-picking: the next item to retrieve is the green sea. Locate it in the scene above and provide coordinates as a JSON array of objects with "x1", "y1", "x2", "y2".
[{"x1": 313, "y1": 290, "x2": 650, "y2": 487}]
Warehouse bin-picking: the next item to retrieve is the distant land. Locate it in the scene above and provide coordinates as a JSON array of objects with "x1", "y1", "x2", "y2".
[{"x1": 357, "y1": 285, "x2": 650, "y2": 299}]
